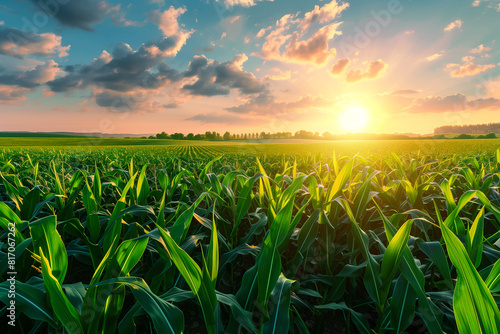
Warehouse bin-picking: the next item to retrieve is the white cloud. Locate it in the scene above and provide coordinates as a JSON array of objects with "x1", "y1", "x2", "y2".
[{"x1": 444, "y1": 19, "x2": 463, "y2": 32}]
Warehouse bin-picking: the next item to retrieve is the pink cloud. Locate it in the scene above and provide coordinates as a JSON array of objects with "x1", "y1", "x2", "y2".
[
  {"x1": 345, "y1": 59, "x2": 388, "y2": 83},
  {"x1": 252, "y1": 2, "x2": 347, "y2": 66},
  {"x1": 149, "y1": 6, "x2": 188, "y2": 37},
  {"x1": 470, "y1": 44, "x2": 492, "y2": 53},
  {"x1": 284, "y1": 23, "x2": 342, "y2": 65},
  {"x1": 0, "y1": 30, "x2": 70, "y2": 58},
  {"x1": 405, "y1": 93, "x2": 500, "y2": 113},
  {"x1": 0, "y1": 85, "x2": 30, "y2": 104},
  {"x1": 298, "y1": 0, "x2": 349, "y2": 31},
  {"x1": 219, "y1": 0, "x2": 273, "y2": 8},
  {"x1": 446, "y1": 58, "x2": 495, "y2": 77},
  {"x1": 331, "y1": 58, "x2": 350, "y2": 75}
]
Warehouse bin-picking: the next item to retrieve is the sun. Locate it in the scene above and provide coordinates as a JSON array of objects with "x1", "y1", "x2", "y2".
[{"x1": 339, "y1": 106, "x2": 370, "y2": 133}]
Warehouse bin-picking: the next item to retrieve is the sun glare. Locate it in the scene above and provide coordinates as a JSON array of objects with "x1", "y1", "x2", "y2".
[{"x1": 340, "y1": 106, "x2": 369, "y2": 133}]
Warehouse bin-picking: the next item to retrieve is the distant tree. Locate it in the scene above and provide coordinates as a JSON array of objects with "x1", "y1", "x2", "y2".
[
  {"x1": 187, "y1": 133, "x2": 194, "y2": 140},
  {"x1": 194, "y1": 134, "x2": 204, "y2": 140},
  {"x1": 455, "y1": 134, "x2": 473, "y2": 139},
  {"x1": 223, "y1": 131, "x2": 231, "y2": 140},
  {"x1": 205, "y1": 131, "x2": 214, "y2": 140},
  {"x1": 170, "y1": 133, "x2": 184, "y2": 140},
  {"x1": 148, "y1": 135, "x2": 156, "y2": 139},
  {"x1": 432, "y1": 134, "x2": 446, "y2": 139},
  {"x1": 156, "y1": 131, "x2": 169, "y2": 139},
  {"x1": 485, "y1": 133, "x2": 497, "y2": 139},
  {"x1": 244, "y1": 134, "x2": 248, "y2": 140}
]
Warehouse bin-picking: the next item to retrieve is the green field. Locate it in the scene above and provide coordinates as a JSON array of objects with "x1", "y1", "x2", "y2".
[{"x1": 1, "y1": 138, "x2": 500, "y2": 333}]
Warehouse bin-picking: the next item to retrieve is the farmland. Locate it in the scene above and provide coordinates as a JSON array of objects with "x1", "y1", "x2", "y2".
[{"x1": 1, "y1": 138, "x2": 500, "y2": 333}]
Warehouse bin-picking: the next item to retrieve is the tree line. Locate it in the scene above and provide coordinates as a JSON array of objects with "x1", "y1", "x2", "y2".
[
  {"x1": 149, "y1": 131, "x2": 295, "y2": 140},
  {"x1": 435, "y1": 122, "x2": 500, "y2": 134},
  {"x1": 148, "y1": 130, "x2": 414, "y2": 141}
]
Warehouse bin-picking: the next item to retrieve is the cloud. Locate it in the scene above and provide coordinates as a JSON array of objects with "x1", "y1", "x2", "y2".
[
  {"x1": 149, "y1": 6, "x2": 188, "y2": 37},
  {"x1": 471, "y1": 0, "x2": 500, "y2": 10},
  {"x1": 298, "y1": 1, "x2": 349, "y2": 31},
  {"x1": 217, "y1": 0, "x2": 273, "y2": 8},
  {"x1": 424, "y1": 53, "x2": 443, "y2": 62},
  {"x1": 0, "y1": 85, "x2": 31, "y2": 104},
  {"x1": 182, "y1": 54, "x2": 267, "y2": 96},
  {"x1": 106, "y1": 4, "x2": 144, "y2": 27},
  {"x1": 229, "y1": 16, "x2": 242, "y2": 24},
  {"x1": 256, "y1": 27, "x2": 270, "y2": 38},
  {"x1": 444, "y1": 19, "x2": 463, "y2": 32},
  {"x1": 265, "y1": 68, "x2": 292, "y2": 81},
  {"x1": 29, "y1": 0, "x2": 107, "y2": 31},
  {"x1": 46, "y1": 6, "x2": 190, "y2": 100},
  {"x1": 390, "y1": 90, "x2": 421, "y2": 95},
  {"x1": 47, "y1": 34, "x2": 188, "y2": 94},
  {"x1": 0, "y1": 27, "x2": 70, "y2": 58},
  {"x1": 0, "y1": 60, "x2": 63, "y2": 103},
  {"x1": 406, "y1": 93, "x2": 500, "y2": 113},
  {"x1": 446, "y1": 59, "x2": 495, "y2": 78},
  {"x1": 470, "y1": 44, "x2": 492, "y2": 53},
  {"x1": 253, "y1": 1, "x2": 347, "y2": 66},
  {"x1": 226, "y1": 93, "x2": 330, "y2": 115},
  {"x1": 186, "y1": 113, "x2": 260, "y2": 125},
  {"x1": 331, "y1": 58, "x2": 350, "y2": 75},
  {"x1": 91, "y1": 87, "x2": 168, "y2": 113},
  {"x1": 345, "y1": 59, "x2": 387, "y2": 83},
  {"x1": 283, "y1": 23, "x2": 342, "y2": 65}
]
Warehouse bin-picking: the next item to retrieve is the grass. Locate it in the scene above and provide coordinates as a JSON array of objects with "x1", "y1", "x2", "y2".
[{"x1": 1, "y1": 137, "x2": 500, "y2": 333}]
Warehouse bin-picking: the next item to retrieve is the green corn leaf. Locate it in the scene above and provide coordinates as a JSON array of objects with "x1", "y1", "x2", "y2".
[
  {"x1": 440, "y1": 213, "x2": 500, "y2": 333},
  {"x1": 380, "y1": 219, "x2": 413, "y2": 307},
  {"x1": 466, "y1": 206, "x2": 485, "y2": 268},
  {"x1": 485, "y1": 258, "x2": 500, "y2": 292},
  {"x1": 30, "y1": 215, "x2": 68, "y2": 283},
  {"x1": 82, "y1": 181, "x2": 100, "y2": 243},
  {"x1": 0, "y1": 280, "x2": 56, "y2": 327},
  {"x1": 89, "y1": 277, "x2": 184, "y2": 334},
  {"x1": 263, "y1": 274, "x2": 295, "y2": 334},
  {"x1": 316, "y1": 301, "x2": 371, "y2": 334},
  {"x1": 156, "y1": 224, "x2": 202, "y2": 293},
  {"x1": 390, "y1": 275, "x2": 417, "y2": 334},
  {"x1": 418, "y1": 241, "x2": 453, "y2": 290},
  {"x1": 340, "y1": 199, "x2": 382, "y2": 307},
  {"x1": 40, "y1": 248, "x2": 83, "y2": 334}
]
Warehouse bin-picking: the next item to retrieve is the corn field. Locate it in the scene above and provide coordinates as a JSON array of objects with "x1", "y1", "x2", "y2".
[{"x1": 1, "y1": 143, "x2": 500, "y2": 333}]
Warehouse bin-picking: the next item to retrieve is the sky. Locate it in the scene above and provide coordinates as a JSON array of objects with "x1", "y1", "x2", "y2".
[{"x1": 0, "y1": 0, "x2": 499, "y2": 135}]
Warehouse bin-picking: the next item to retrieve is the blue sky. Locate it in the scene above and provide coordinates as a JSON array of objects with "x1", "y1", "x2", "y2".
[{"x1": 1, "y1": 0, "x2": 499, "y2": 135}]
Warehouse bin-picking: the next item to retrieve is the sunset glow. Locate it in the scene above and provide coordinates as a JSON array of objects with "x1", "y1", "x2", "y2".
[{"x1": 0, "y1": 0, "x2": 499, "y2": 135}]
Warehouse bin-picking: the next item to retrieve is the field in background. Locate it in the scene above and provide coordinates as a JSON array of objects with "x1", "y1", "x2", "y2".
[
  {"x1": 2, "y1": 136, "x2": 500, "y2": 157},
  {"x1": 1, "y1": 137, "x2": 500, "y2": 333}
]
